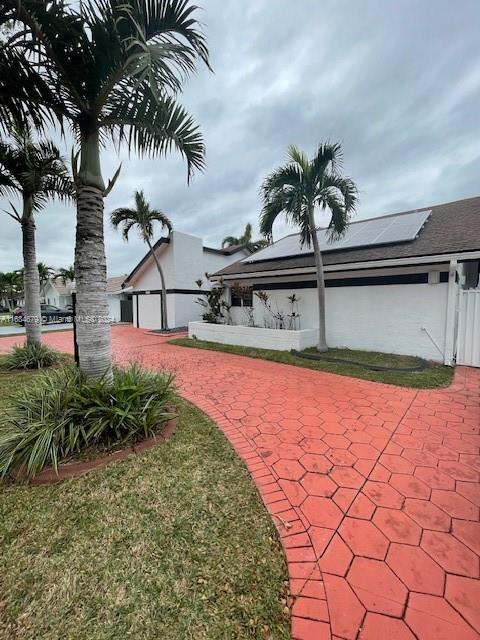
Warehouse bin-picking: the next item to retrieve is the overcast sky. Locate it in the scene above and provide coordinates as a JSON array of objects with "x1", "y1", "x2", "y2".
[{"x1": 1, "y1": 0, "x2": 479, "y2": 275}]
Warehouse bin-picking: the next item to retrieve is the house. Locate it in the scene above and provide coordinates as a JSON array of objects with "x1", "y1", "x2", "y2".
[
  {"x1": 211, "y1": 196, "x2": 480, "y2": 367},
  {"x1": 42, "y1": 275, "x2": 129, "y2": 323},
  {"x1": 123, "y1": 230, "x2": 250, "y2": 330},
  {"x1": 42, "y1": 278, "x2": 74, "y2": 308}
]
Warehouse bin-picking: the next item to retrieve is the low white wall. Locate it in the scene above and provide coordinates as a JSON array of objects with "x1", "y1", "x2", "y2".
[
  {"x1": 189, "y1": 321, "x2": 318, "y2": 351},
  {"x1": 227, "y1": 282, "x2": 450, "y2": 362},
  {"x1": 108, "y1": 296, "x2": 121, "y2": 323}
]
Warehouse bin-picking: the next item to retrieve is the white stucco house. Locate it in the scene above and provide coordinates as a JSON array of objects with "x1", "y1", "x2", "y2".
[
  {"x1": 42, "y1": 278, "x2": 74, "y2": 309},
  {"x1": 123, "y1": 230, "x2": 250, "y2": 330},
  {"x1": 206, "y1": 196, "x2": 480, "y2": 367}
]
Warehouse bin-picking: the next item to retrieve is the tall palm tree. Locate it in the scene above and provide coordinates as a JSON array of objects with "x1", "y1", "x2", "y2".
[
  {"x1": 111, "y1": 190, "x2": 172, "y2": 330},
  {"x1": 260, "y1": 143, "x2": 358, "y2": 352},
  {"x1": 55, "y1": 265, "x2": 75, "y2": 286},
  {"x1": 0, "y1": 0, "x2": 209, "y2": 379},
  {"x1": 0, "y1": 120, "x2": 73, "y2": 344},
  {"x1": 222, "y1": 222, "x2": 269, "y2": 252}
]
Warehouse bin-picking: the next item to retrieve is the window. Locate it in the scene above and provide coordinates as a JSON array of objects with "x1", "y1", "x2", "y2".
[{"x1": 231, "y1": 285, "x2": 253, "y2": 307}]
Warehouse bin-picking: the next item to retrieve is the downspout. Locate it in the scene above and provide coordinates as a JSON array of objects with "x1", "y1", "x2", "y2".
[{"x1": 443, "y1": 259, "x2": 458, "y2": 366}]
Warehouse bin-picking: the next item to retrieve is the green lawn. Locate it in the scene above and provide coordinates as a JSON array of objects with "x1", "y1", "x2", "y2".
[
  {"x1": 0, "y1": 367, "x2": 289, "y2": 640},
  {"x1": 169, "y1": 338, "x2": 454, "y2": 389}
]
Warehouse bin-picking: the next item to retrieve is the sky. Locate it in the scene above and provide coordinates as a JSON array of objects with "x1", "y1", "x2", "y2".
[{"x1": 1, "y1": 0, "x2": 479, "y2": 275}]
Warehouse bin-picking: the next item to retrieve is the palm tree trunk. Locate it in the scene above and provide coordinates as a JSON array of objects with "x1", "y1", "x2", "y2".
[
  {"x1": 75, "y1": 130, "x2": 113, "y2": 381},
  {"x1": 308, "y1": 205, "x2": 328, "y2": 352},
  {"x1": 146, "y1": 237, "x2": 168, "y2": 330},
  {"x1": 21, "y1": 196, "x2": 42, "y2": 345}
]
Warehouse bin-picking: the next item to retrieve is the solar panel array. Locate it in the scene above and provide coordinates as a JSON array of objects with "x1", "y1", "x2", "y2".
[{"x1": 243, "y1": 209, "x2": 431, "y2": 264}]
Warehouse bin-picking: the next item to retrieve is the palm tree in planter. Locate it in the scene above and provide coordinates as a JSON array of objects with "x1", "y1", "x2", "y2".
[
  {"x1": 111, "y1": 191, "x2": 172, "y2": 330},
  {"x1": 0, "y1": 0, "x2": 209, "y2": 379},
  {"x1": 260, "y1": 143, "x2": 358, "y2": 352},
  {"x1": 222, "y1": 222, "x2": 269, "y2": 252},
  {"x1": 0, "y1": 120, "x2": 73, "y2": 345}
]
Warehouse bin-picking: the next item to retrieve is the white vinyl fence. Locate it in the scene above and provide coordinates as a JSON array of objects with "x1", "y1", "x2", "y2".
[{"x1": 456, "y1": 289, "x2": 480, "y2": 367}]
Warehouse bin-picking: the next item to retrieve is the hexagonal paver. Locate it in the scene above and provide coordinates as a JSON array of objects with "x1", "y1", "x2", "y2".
[
  {"x1": 414, "y1": 467, "x2": 456, "y2": 490},
  {"x1": 299, "y1": 453, "x2": 333, "y2": 473},
  {"x1": 278, "y1": 479, "x2": 307, "y2": 506},
  {"x1": 324, "y1": 574, "x2": 365, "y2": 640},
  {"x1": 373, "y1": 507, "x2": 421, "y2": 544},
  {"x1": 278, "y1": 429, "x2": 303, "y2": 444},
  {"x1": 273, "y1": 459, "x2": 305, "y2": 481},
  {"x1": 406, "y1": 593, "x2": 479, "y2": 640},
  {"x1": 301, "y1": 473, "x2": 337, "y2": 497},
  {"x1": 301, "y1": 496, "x2": 343, "y2": 528},
  {"x1": 452, "y1": 520, "x2": 480, "y2": 555},
  {"x1": 445, "y1": 575, "x2": 480, "y2": 634},
  {"x1": 319, "y1": 533, "x2": 353, "y2": 576},
  {"x1": 329, "y1": 466, "x2": 364, "y2": 488},
  {"x1": 339, "y1": 518, "x2": 389, "y2": 559},
  {"x1": 359, "y1": 613, "x2": 416, "y2": 640},
  {"x1": 390, "y1": 474, "x2": 431, "y2": 499},
  {"x1": 362, "y1": 481, "x2": 404, "y2": 508},
  {"x1": 348, "y1": 493, "x2": 376, "y2": 520},
  {"x1": 386, "y1": 544, "x2": 445, "y2": 595},
  {"x1": 301, "y1": 438, "x2": 328, "y2": 454},
  {"x1": 431, "y1": 489, "x2": 479, "y2": 520},
  {"x1": 379, "y1": 454, "x2": 414, "y2": 474},
  {"x1": 438, "y1": 460, "x2": 479, "y2": 482},
  {"x1": 347, "y1": 557, "x2": 407, "y2": 616},
  {"x1": 422, "y1": 530, "x2": 479, "y2": 578},
  {"x1": 325, "y1": 448, "x2": 358, "y2": 466},
  {"x1": 403, "y1": 498, "x2": 451, "y2": 531},
  {"x1": 349, "y1": 442, "x2": 379, "y2": 459}
]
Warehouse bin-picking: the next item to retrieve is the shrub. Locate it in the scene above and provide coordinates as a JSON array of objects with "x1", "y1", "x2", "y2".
[
  {"x1": 0, "y1": 363, "x2": 175, "y2": 479},
  {"x1": 3, "y1": 343, "x2": 60, "y2": 370}
]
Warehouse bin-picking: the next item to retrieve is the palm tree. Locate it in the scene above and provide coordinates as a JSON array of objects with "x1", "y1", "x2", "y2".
[
  {"x1": 37, "y1": 262, "x2": 55, "y2": 294},
  {"x1": 111, "y1": 191, "x2": 172, "y2": 330},
  {"x1": 260, "y1": 143, "x2": 358, "y2": 352},
  {"x1": 0, "y1": 1, "x2": 209, "y2": 379},
  {"x1": 0, "y1": 270, "x2": 23, "y2": 311},
  {"x1": 55, "y1": 266, "x2": 75, "y2": 286},
  {"x1": 0, "y1": 120, "x2": 73, "y2": 344},
  {"x1": 222, "y1": 222, "x2": 269, "y2": 252}
]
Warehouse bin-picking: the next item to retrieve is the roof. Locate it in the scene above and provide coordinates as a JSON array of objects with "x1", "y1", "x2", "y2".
[
  {"x1": 214, "y1": 196, "x2": 480, "y2": 278},
  {"x1": 124, "y1": 237, "x2": 249, "y2": 284},
  {"x1": 107, "y1": 275, "x2": 127, "y2": 293},
  {"x1": 49, "y1": 276, "x2": 126, "y2": 295}
]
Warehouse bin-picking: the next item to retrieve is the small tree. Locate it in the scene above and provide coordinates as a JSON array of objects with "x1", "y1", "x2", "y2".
[
  {"x1": 111, "y1": 191, "x2": 172, "y2": 330},
  {"x1": 222, "y1": 222, "x2": 269, "y2": 252},
  {"x1": 55, "y1": 266, "x2": 75, "y2": 286},
  {"x1": 260, "y1": 143, "x2": 357, "y2": 351}
]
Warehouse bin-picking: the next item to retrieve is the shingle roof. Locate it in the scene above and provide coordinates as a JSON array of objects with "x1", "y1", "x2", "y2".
[
  {"x1": 107, "y1": 275, "x2": 127, "y2": 293},
  {"x1": 50, "y1": 276, "x2": 126, "y2": 294},
  {"x1": 214, "y1": 196, "x2": 480, "y2": 278}
]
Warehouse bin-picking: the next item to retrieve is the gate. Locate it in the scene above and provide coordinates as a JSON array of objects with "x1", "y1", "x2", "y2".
[
  {"x1": 456, "y1": 289, "x2": 480, "y2": 367},
  {"x1": 120, "y1": 298, "x2": 133, "y2": 323}
]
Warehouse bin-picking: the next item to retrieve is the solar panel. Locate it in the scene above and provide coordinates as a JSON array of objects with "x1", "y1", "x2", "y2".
[{"x1": 243, "y1": 209, "x2": 431, "y2": 263}]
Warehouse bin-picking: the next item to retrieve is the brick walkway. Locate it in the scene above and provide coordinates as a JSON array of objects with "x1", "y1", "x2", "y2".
[{"x1": 2, "y1": 326, "x2": 479, "y2": 640}]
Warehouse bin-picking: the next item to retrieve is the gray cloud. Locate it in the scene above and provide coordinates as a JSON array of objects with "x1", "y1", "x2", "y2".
[{"x1": 1, "y1": 0, "x2": 479, "y2": 274}]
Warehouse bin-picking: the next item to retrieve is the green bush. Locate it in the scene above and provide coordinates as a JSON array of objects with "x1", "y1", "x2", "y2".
[
  {"x1": 3, "y1": 343, "x2": 60, "y2": 370},
  {"x1": 0, "y1": 363, "x2": 175, "y2": 479}
]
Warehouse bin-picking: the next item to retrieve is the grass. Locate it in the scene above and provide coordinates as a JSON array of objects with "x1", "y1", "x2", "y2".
[
  {"x1": 169, "y1": 338, "x2": 454, "y2": 389},
  {"x1": 0, "y1": 368, "x2": 289, "y2": 640}
]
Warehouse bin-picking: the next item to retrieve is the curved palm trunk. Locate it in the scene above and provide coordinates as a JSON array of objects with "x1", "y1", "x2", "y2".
[
  {"x1": 146, "y1": 237, "x2": 168, "y2": 330},
  {"x1": 308, "y1": 205, "x2": 328, "y2": 352},
  {"x1": 21, "y1": 196, "x2": 42, "y2": 345},
  {"x1": 75, "y1": 130, "x2": 113, "y2": 381}
]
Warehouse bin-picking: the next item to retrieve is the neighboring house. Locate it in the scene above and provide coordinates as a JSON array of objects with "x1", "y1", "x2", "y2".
[
  {"x1": 124, "y1": 230, "x2": 250, "y2": 330},
  {"x1": 42, "y1": 278, "x2": 74, "y2": 308},
  {"x1": 42, "y1": 275, "x2": 129, "y2": 323},
  {"x1": 212, "y1": 196, "x2": 480, "y2": 366}
]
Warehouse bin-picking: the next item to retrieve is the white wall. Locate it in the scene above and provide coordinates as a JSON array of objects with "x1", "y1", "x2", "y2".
[
  {"x1": 229, "y1": 280, "x2": 451, "y2": 362},
  {"x1": 129, "y1": 231, "x2": 248, "y2": 329},
  {"x1": 108, "y1": 296, "x2": 121, "y2": 323}
]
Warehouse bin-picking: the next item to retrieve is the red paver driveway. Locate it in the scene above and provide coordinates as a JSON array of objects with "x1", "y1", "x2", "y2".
[{"x1": 2, "y1": 326, "x2": 479, "y2": 640}]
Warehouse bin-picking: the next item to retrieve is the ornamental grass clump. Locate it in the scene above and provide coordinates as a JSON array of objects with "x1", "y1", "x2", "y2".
[
  {"x1": 3, "y1": 343, "x2": 60, "y2": 370},
  {"x1": 0, "y1": 363, "x2": 175, "y2": 479}
]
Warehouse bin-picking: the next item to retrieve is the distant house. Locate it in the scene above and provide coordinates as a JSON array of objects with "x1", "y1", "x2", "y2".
[
  {"x1": 123, "y1": 230, "x2": 250, "y2": 330},
  {"x1": 42, "y1": 275, "x2": 129, "y2": 323},
  {"x1": 212, "y1": 196, "x2": 480, "y2": 367}
]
